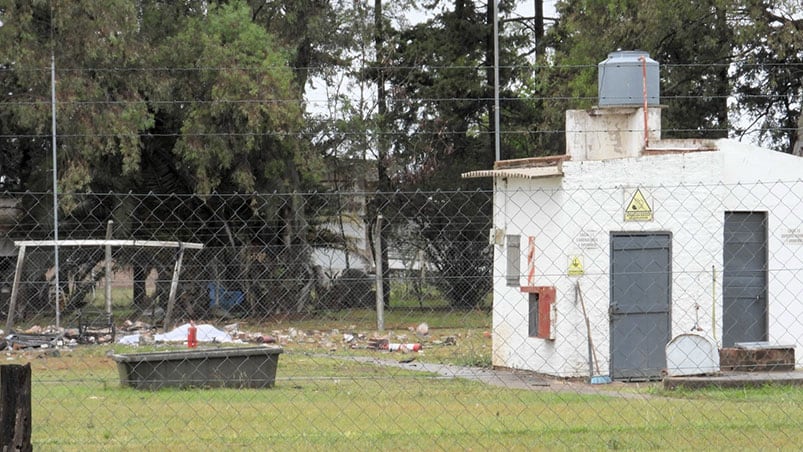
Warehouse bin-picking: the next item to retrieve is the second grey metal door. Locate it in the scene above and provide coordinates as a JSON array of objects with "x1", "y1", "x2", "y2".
[{"x1": 723, "y1": 212, "x2": 768, "y2": 347}]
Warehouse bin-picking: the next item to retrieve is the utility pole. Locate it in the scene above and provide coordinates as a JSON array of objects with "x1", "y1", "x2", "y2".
[{"x1": 374, "y1": 0, "x2": 391, "y2": 309}]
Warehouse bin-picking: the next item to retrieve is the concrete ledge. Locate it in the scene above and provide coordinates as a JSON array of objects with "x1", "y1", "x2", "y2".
[{"x1": 664, "y1": 371, "x2": 803, "y2": 390}]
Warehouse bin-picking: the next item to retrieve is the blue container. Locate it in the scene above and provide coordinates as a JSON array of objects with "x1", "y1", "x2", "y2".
[{"x1": 207, "y1": 282, "x2": 244, "y2": 310}]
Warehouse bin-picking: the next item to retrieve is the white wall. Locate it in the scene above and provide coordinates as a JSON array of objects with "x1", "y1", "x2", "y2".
[
  {"x1": 566, "y1": 107, "x2": 661, "y2": 161},
  {"x1": 492, "y1": 144, "x2": 803, "y2": 376},
  {"x1": 720, "y1": 140, "x2": 803, "y2": 351}
]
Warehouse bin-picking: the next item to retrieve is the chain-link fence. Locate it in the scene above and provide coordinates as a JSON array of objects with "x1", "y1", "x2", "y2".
[{"x1": 1, "y1": 182, "x2": 802, "y2": 449}]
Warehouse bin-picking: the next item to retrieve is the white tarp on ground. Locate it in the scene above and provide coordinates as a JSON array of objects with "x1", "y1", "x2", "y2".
[{"x1": 117, "y1": 323, "x2": 233, "y2": 345}]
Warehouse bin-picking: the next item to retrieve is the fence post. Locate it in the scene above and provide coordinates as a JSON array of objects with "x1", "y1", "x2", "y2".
[
  {"x1": 104, "y1": 220, "x2": 113, "y2": 314},
  {"x1": 374, "y1": 216, "x2": 385, "y2": 332},
  {"x1": 163, "y1": 243, "x2": 186, "y2": 332},
  {"x1": 0, "y1": 364, "x2": 32, "y2": 452},
  {"x1": 4, "y1": 245, "x2": 26, "y2": 333}
]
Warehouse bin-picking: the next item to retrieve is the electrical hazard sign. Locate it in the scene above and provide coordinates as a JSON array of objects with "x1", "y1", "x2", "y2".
[
  {"x1": 567, "y1": 256, "x2": 584, "y2": 276},
  {"x1": 624, "y1": 188, "x2": 653, "y2": 222}
]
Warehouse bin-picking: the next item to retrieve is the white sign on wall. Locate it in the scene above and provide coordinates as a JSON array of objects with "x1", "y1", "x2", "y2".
[
  {"x1": 575, "y1": 230, "x2": 600, "y2": 250},
  {"x1": 782, "y1": 228, "x2": 803, "y2": 246}
]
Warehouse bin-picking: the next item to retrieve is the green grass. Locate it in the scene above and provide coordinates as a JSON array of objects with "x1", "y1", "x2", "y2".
[
  {"x1": 12, "y1": 302, "x2": 803, "y2": 450},
  {"x1": 16, "y1": 342, "x2": 803, "y2": 451}
]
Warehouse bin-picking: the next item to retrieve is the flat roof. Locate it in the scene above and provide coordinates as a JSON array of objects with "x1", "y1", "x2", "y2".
[{"x1": 462, "y1": 155, "x2": 567, "y2": 180}]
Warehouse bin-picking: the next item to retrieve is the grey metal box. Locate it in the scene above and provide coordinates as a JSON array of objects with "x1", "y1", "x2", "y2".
[{"x1": 598, "y1": 50, "x2": 660, "y2": 107}]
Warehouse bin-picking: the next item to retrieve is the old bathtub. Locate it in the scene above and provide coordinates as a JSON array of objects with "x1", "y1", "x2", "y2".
[{"x1": 112, "y1": 346, "x2": 283, "y2": 390}]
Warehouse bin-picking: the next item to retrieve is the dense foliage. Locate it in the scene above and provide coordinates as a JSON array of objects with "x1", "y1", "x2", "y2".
[
  {"x1": 0, "y1": 0, "x2": 800, "y2": 314},
  {"x1": 1, "y1": 1, "x2": 800, "y2": 192}
]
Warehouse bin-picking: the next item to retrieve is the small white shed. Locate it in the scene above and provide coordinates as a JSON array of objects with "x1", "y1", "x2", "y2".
[{"x1": 465, "y1": 52, "x2": 803, "y2": 380}]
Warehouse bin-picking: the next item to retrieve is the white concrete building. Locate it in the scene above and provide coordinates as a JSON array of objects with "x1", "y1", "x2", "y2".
[{"x1": 465, "y1": 51, "x2": 803, "y2": 380}]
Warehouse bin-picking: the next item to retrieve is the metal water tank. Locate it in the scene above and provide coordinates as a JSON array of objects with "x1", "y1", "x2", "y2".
[
  {"x1": 598, "y1": 50, "x2": 659, "y2": 107},
  {"x1": 665, "y1": 334, "x2": 720, "y2": 377}
]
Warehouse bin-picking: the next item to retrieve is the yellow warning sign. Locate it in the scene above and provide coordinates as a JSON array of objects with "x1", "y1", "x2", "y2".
[
  {"x1": 568, "y1": 256, "x2": 584, "y2": 276},
  {"x1": 624, "y1": 188, "x2": 653, "y2": 222}
]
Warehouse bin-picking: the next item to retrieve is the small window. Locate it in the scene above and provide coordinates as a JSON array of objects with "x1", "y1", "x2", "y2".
[
  {"x1": 528, "y1": 293, "x2": 540, "y2": 337},
  {"x1": 523, "y1": 286, "x2": 555, "y2": 340},
  {"x1": 506, "y1": 235, "x2": 520, "y2": 286}
]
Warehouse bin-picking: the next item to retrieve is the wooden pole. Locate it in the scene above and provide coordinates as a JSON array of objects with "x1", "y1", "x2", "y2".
[
  {"x1": 163, "y1": 243, "x2": 185, "y2": 331},
  {"x1": 0, "y1": 364, "x2": 32, "y2": 452},
  {"x1": 5, "y1": 245, "x2": 26, "y2": 333}
]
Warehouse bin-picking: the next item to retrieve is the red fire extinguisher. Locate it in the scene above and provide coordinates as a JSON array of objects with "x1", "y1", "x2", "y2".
[{"x1": 187, "y1": 321, "x2": 198, "y2": 348}]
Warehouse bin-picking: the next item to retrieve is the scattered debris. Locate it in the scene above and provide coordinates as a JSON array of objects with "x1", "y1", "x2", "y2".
[
  {"x1": 223, "y1": 323, "x2": 240, "y2": 335},
  {"x1": 6, "y1": 332, "x2": 63, "y2": 350},
  {"x1": 366, "y1": 337, "x2": 422, "y2": 352},
  {"x1": 432, "y1": 336, "x2": 457, "y2": 346},
  {"x1": 4, "y1": 316, "x2": 453, "y2": 354},
  {"x1": 367, "y1": 337, "x2": 389, "y2": 350},
  {"x1": 386, "y1": 343, "x2": 422, "y2": 352},
  {"x1": 118, "y1": 323, "x2": 234, "y2": 345}
]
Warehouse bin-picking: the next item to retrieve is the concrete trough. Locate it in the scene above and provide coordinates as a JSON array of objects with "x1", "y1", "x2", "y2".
[{"x1": 112, "y1": 346, "x2": 283, "y2": 390}]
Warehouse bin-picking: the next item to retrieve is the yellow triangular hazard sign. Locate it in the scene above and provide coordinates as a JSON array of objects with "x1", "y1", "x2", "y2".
[
  {"x1": 625, "y1": 188, "x2": 653, "y2": 221},
  {"x1": 568, "y1": 256, "x2": 584, "y2": 276}
]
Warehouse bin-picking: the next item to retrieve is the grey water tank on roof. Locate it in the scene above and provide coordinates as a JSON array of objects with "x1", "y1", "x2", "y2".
[{"x1": 598, "y1": 50, "x2": 659, "y2": 107}]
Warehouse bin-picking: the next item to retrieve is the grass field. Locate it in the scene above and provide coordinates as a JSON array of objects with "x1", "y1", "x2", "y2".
[{"x1": 10, "y1": 308, "x2": 803, "y2": 450}]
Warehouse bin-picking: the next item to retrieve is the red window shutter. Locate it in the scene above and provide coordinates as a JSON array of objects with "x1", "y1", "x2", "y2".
[
  {"x1": 537, "y1": 287, "x2": 555, "y2": 339},
  {"x1": 521, "y1": 286, "x2": 556, "y2": 340}
]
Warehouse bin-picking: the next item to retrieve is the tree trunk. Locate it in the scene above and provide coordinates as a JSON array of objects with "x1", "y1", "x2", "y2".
[
  {"x1": 283, "y1": 158, "x2": 311, "y2": 313},
  {"x1": 714, "y1": 4, "x2": 730, "y2": 139},
  {"x1": 133, "y1": 264, "x2": 147, "y2": 311},
  {"x1": 535, "y1": 0, "x2": 544, "y2": 40},
  {"x1": 794, "y1": 113, "x2": 803, "y2": 156},
  {"x1": 486, "y1": 0, "x2": 497, "y2": 161}
]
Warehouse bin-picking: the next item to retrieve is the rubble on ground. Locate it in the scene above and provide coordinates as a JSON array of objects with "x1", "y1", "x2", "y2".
[{"x1": 2, "y1": 318, "x2": 466, "y2": 353}]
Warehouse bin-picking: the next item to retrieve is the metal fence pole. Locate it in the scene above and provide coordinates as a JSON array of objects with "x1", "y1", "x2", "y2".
[
  {"x1": 374, "y1": 215, "x2": 384, "y2": 332},
  {"x1": 104, "y1": 220, "x2": 113, "y2": 314}
]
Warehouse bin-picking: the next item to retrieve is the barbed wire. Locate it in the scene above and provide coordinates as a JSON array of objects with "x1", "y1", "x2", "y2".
[
  {"x1": 1, "y1": 127, "x2": 794, "y2": 140},
  {"x1": 0, "y1": 92, "x2": 795, "y2": 107},
  {"x1": 2, "y1": 61, "x2": 802, "y2": 74}
]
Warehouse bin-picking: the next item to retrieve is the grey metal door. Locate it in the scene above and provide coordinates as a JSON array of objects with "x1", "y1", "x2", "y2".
[
  {"x1": 610, "y1": 233, "x2": 672, "y2": 380},
  {"x1": 723, "y1": 212, "x2": 768, "y2": 347}
]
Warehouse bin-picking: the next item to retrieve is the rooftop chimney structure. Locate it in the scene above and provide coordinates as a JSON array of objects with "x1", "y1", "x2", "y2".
[{"x1": 566, "y1": 50, "x2": 662, "y2": 161}]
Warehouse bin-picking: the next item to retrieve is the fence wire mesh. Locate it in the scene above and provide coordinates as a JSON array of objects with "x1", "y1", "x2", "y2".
[{"x1": 0, "y1": 181, "x2": 802, "y2": 449}]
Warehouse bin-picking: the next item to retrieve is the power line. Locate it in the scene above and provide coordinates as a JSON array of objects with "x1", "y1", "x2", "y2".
[
  {"x1": 3, "y1": 61, "x2": 803, "y2": 73},
  {"x1": 0, "y1": 93, "x2": 796, "y2": 107},
  {"x1": 1, "y1": 127, "x2": 774, "y2": 140}
]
